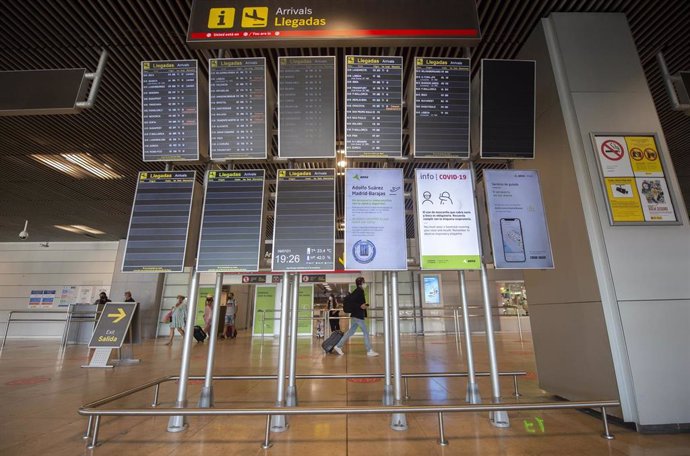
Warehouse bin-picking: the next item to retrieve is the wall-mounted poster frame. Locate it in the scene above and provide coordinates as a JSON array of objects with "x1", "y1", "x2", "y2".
[{"x1": 590, "y1": 132, "x2": 681, "y2": 226}]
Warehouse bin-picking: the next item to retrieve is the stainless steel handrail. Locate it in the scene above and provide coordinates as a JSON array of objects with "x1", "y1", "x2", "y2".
[{"x1": 1, "y1": 309, "x2": 99, "y2": 351}]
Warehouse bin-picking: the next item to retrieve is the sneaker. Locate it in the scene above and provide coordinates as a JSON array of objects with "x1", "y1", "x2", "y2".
[
  {"x1": 333, "y1": 346, "x2": 344, "y2": 356},
  {"x1": 367, "y1": 350, "x2": 379, "y2": 357}
]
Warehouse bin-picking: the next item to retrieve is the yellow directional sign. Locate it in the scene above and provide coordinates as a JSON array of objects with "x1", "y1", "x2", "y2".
[{"x1": 107, "y1": 307, "x2": 127, "y2": 324}]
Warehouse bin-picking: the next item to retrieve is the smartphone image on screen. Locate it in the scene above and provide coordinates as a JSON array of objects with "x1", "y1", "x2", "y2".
[{"x1": 500, "y1": 218, "x2": 526, "y2": 263}]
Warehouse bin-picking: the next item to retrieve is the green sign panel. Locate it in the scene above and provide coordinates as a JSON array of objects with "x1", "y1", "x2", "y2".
[{"x1": 253, "y1": 285, "x2": 276, "y2": 335}]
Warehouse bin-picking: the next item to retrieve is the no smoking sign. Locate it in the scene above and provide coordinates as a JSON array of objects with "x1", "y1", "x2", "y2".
[{"x1": 601, "y1": 140, "x2": 625, "y2": 161}]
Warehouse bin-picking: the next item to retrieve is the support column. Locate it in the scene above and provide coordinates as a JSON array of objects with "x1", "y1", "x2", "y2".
[
  {"x1": 389, "y1": 271, "x2": 408, "y2": 430},
  {"x1": 167, "y1": 268, "x2": 200, "y2": 432},
  {"x1": 199, "y1": 272, "x2": 223, "y2": 407},
  {"x1": 382, "y1": 272, "x2": 394, "y2": 405},
  {"x1": 459, "y1": 270, "x2": 481, "y2": 404},
  {"x1": 481, "y1": 263, "x2": 509, "y2": 427},
  {"x1": 270, "y1": 272, "x2": 291, "y2": 432},
  {"x1": 286, "y1": 273, "x2": 300, "y2": 406}
]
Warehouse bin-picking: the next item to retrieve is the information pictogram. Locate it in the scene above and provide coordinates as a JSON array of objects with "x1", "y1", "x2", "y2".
[
  {"x1": 630, "y1": 148, "x2": 643, "y2": 161},
  {"x1": 644, "y1": 148, "x2": 658, "y2": 161},
  {"x1": 208, "y1": 8, "x2": 235, "y2": 29},
  {"x1": 600, "y1": 139, "x2": 624, "y2": 161},
  {"x1": 241, "y1": 7, "x2": 268, "y2": 28}
]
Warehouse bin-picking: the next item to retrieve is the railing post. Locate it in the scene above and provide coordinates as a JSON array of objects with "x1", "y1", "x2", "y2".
[
  {"x1": 199, "y1": 272, "x2": 224, "y2": 408},
  {"x1": 601, "y1": 407, "x2": 615, "y2": 440},
  {"x1": 513, "y1": 375, "x2": 521, "y2": 397},
  {"x1": 270, "y1": 272, "x2": 291, "y2": 432},
  {"x1": 437, "y1": 412, "x2": 449, "y2": 446},
  {"x1": 390, "y1": 272, "x2": 408, "y2": 431},
  {"x1": 87, "y1": 415, "x2": 101, "y2": 449},
  {"x1": 286, "y1": 273, "x2": 300, "y2": 406},
  {"x1": 262, "y1": 415, "x2": 273, "y2": 449},
  {"x1": 152, "y1": 383, "x2": 161, "y2": 407},
  {"x1": 382, "y1": 272, "x2": 394, "y2": 406},
  {"x1": 82, "y1": 415, "x2": 93, "y2": 440},
  {"x1": 459, "y1": 271, "x2": 481, "y2": 404}
]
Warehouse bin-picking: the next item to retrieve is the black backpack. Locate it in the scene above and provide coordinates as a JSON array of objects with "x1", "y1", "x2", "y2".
[{"x1": 343, "y1": 292, "x2": 356, "y2": 313}]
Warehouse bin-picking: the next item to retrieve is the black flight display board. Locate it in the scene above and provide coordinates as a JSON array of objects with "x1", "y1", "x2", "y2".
[
  {"x1": 210, "y1": 58, "x2": 268, "y2": 160},
  {"x1": 197, "y1": 170, "x2": 265, "y2": 272},
  {"x1": 272, "y1": 169, "x2": 335, "y2": 271},
  {"x1": 141, "y1": 60, "x2": 199, "y2": 162},
  {"x1": 123, "y1": 171, "x2": 196, "y2": 273},
  {"x1": 413, "y1": 58, "x2": 471, "y2": 158},
  {"x1": 345, "y1": 55, "x2": 403, "y2": 158},
  {"x1": 278, "y1": 56, "x2": 336, "y2": 158},
  {"x1": 480, "y1": 59, "x2": 536, "y2": 159}
]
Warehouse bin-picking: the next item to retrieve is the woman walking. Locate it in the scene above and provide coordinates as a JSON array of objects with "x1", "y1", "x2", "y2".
[{"x1": 165, "y1": 295, "x2": 187, "y2": 345}]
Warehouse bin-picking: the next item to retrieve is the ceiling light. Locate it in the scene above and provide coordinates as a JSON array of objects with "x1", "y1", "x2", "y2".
[
  {"x1": 54, "y1": 225, "x2": 83, "y2": 234},
  {"x1": 54, "y1": 224, "x2": 105, "y2": 235},
  {"x1": 337, "y1": 160, "x2": 347, "y2": 168},
  {"x1": 31, "y1": 153, "x2": 122, "y2": 179}
]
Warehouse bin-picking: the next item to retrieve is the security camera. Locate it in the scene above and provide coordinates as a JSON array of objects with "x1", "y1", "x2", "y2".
[{"x1": 18, "y1": 220, "x2": 29, "y2": 240}]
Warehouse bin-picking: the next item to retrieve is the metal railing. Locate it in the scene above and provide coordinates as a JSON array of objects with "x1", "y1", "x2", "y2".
[
  {"x1": 78, "y1": 371, "x2": 619, "y2": 449},
  {"x1": 1, "y1": 307, "x2": 100, "y2": 352}
]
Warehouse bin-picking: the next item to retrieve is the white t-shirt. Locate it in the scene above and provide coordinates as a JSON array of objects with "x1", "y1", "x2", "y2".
[{"x1": 226, "y1": 298, "x2": 236, "y2": 316}]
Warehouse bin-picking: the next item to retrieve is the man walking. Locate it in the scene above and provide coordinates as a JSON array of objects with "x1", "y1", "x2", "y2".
[{"x1": 334, "y1": 277, "x2": 378, "y2": 357}]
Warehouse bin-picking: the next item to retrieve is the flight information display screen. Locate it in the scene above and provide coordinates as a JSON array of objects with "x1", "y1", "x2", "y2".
[
  {"x1": 345, "y1": 55, "x2": 403, "y2": 158},
  {"x1": 272, "y1": 169, "x2": 335, "y2": 271},
  {"x1": 197, "y1": 170, "x2": 265, "y2": 272},
  {"x1": 413, "y1": 58, "x2": 471, "y2": 158},
  {"x1": 209, "y1": 58, "x2": 267, "y2": 160},
  {"x1": 480, "y1": 59, "x2": 536, "y2": 159},
  {"x1": 123, "y1": 171, "x2": 196, "y2": 272},
  {"x1": 278, "y1": 57, "x2": 336, "y2": 158},
  {"x1": 141, "y1": 60, "x2": 199, "y2": 162}
]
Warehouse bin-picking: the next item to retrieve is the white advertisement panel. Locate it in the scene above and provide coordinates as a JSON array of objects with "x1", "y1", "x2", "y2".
[
  {"x1": 345, "y1": 168, "x2": 407, "y2": 270},
  {"x1": 484, "y1": 170, "x2": 554, "y2": 269},
  {"x1": 415, "y1": 169, "x2": 481, "y2": 270}
]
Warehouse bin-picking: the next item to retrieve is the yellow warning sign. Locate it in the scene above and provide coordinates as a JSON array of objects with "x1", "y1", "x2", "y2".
[
  {"x1": 604, "y1": 177, "x2": 644, "y2": 222},
  {"x1": 624, "y1": 136, "x2": 663, "y2": 177},
  {"x1": 208, "y1": 7, "x2": 235, "y2": 29},
  {"x1": 241, "y1": 7, "x2": 268, "y2": 28}
]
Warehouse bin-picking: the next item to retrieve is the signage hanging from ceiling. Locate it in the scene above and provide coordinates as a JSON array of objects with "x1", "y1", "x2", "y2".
[{"x1": 187, "y1": 0, "x2": 481, "y2": 48}]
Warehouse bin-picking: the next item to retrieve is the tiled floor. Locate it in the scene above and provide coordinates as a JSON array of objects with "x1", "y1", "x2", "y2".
[{"x1": 1, "y1": 331, "x2": 688, "y2": 455}]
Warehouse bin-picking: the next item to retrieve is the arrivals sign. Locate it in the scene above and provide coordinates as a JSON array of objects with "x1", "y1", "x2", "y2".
[
  {"x1": 88, "y1": 303, "x2": 137, "y2": 348},
  {"x1": 592, "y1": 134, "x2": 679, "y2": 224},
  {"x1": 345, "y1": 169, "x2": 407, "y2": 270},
  {"x1": 415, "y1": 169, "x2": 481, "y2": 269},
  {"x1": 187, "y1": 0, "x2": 481, "y2": 48},
  {"x1": 483, "y1": 170, "x2": 554, "y2": 270}
]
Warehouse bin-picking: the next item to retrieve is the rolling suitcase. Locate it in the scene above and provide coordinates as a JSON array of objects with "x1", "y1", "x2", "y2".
[
  {"x1": 193, "y1": 325, "x2": 207, "y2": 342},
  {"x1": 321, "y1": 330, "x2": 343, "y2": 353}
]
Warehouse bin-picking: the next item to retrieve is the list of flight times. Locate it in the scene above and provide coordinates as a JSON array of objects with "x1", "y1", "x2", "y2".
[
  {"x1": 345, "y1": 56, "x2": 403, "y2": 157},
  {"x1": 141, "y1": 60, "x2": 199, "y2": 162},
  {"x1": 278, "y1": 57, "x2": 336, "y2": 158},
  {"x1": 414, "y1": 58, "x2": 471, "y2": 158},
  {"x1": 210, "y1": 58, "x2": 267, "y2": 160},
  {"x1": 272, "y1": 169, "x2": 335, "y2": 271}
]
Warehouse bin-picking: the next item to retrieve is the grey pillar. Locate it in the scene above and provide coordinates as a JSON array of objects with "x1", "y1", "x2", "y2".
[
  {"x1": 270, "y1": 272, "x2": 291, "y2": 431},
  {"x1": 480, "y1": 263, "x2": 509, "y2": 427},
  {"x1": 199, "y1": 272, "x2": 223, "y2": 408},
  {"x1": 459, "y1": 271, "x2": 481, "y2": 404},
  {"x1": 382, "y1": 272, "x2": 394, "y2": 405},
  {"x1": 286, "y1": 273, "x2": 300, "y2": 406},
  {"x1": 390, "y1": 272, "x2": 408, "y2": 430},
  {"x1": 167, "y1": 268, "x2": 200, "y2": 432}
]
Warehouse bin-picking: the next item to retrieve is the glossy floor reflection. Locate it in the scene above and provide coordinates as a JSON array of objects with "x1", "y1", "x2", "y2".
[{"x1": 0, "y1": 331, "x2": 688, "y2": 455}]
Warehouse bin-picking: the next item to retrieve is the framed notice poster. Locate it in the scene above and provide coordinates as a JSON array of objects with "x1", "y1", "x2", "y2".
[
  {"x1": 484, "y1": 170, "x2": 554, "y2": 269},
  {"x1": 591, "y1": 133, "x2": 680, "y2": 225},
  {"x1": 345, "y1": 168, "x2": 407, "y2": 270},
  {"x1": 414, "y1": 169, "x2": 481, "y2": 269}
]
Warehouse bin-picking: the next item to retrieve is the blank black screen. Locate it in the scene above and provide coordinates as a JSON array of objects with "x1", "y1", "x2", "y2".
[{"x1": 481, "y1": 60, "x2": 535, "y2": 159}]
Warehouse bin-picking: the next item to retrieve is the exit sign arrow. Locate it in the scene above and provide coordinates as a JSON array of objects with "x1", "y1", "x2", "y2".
[{"x1": 107, "y1": 308, "x2": 127, "y2": 324}]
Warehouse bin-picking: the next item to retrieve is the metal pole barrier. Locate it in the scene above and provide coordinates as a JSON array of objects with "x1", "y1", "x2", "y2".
[
  {"x1": 82, "y1": 415, "x2": 93, "y2": 440},
  {"x1": 390, "y1": 272, "x2": 408, "y2": 430},
  {"x1": 167, "y1": 268, "x2": 201, "y2": 432},
  {"x1": 152, "y1": 384, "x2": 160, "y2": 407},
  {"x1": 459, "y1": 271, "x2": 481, "y2": 404},
  {"x1": 262, "y1": 415, "x2": 273, "y2": 448},
  {"x1": 513, "y1": 375, "x2": 521, "y2": 397},
  {"x1": 61, "y1": 304, "x2": 73, "y2": 350},
  {"x1": 261, "y1": 310, "x2": 266, "y2": 339},
  {"x1": 382, "y1": 272, "x2": 394, "y2": 405},
  {"x1": 601, "y1": 407, "x2": 615, "y2": 440},
  {"x1": 404, "y1": 377, "x2": 410, "y2": 401},
  {"x1": 480, "y1": 263, "x2": 509, "y2": 427},
  {"x1": 437, "y1": 412, "x2": 449, "y2": 446},
  {"x1": 270, "y1": 272, "x2": 290, "y2": 431},
  {"x1": 199, "y1": 272, "x2": 224, "y2": 407},
  {"x1": 453, "y1": 308, "x2": 460, "y2": 347},
  {"x1": 87, "y1": 415, "x2": 101, "y2": 449},
  {"x1": 516, "y1": 304, "x2": 524, "y2": 342},
  {"x1": 286, "y1": 273, "x2": 300, "y2": 406}
]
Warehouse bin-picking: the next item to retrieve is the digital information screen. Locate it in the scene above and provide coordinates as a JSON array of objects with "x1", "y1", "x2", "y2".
[
  {"x1": 141, "y1": 60, "x2": 199, "y2": 162},
  {"x1": 210, "y1": 58, "x2": 268, "y2": 160},
  {"x1": 413, "y1": 58, "x2": 471, "y2": 158},
  {"x1": 480, "y1": 59, "x2": 536, "y2": 159},
  {"x1": 123, "y1": 171, "x2": 196, "y2": 272},
  {"x1": 278, "y1": 57, "x2": 336, "y2": 158},
  {"x1": 197, "y1": 170, "x2": 265, "y2": 272},
  {"x1": 272, "y1": 169, "x2": 335, "y2": 271},
  {"x1": 345, "y1": 56, "x2": 403, "y2": 158}
]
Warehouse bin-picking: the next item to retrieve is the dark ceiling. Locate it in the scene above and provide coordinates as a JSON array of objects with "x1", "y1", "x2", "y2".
[{"x1": 0, "y1": 0, "x2": 688, "y2": 242}]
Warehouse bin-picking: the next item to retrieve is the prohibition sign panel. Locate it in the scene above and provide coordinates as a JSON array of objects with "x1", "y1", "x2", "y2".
[{"x1": 594, "y1": 136, "x2": 632, "y2": 177}]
